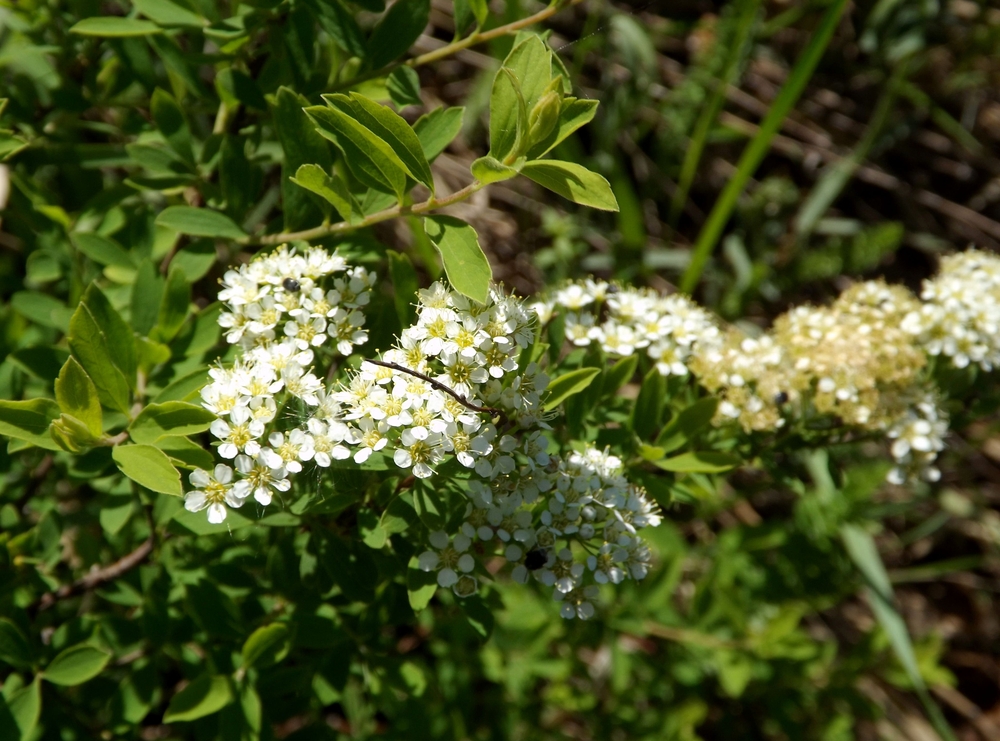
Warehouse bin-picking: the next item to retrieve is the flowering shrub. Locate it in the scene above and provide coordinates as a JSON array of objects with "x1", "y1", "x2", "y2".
[{"x1": 1, "y1": 0, "x2": 997, "y2": 738}]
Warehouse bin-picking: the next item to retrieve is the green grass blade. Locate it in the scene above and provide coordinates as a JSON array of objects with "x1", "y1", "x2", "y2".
[
  {"x1": 669, "y1": 0, "x2": 761, "y2": 228},
  {"x1": 679, "y1": 0, "x2": 849, "y2": 294},
  {"x1": 841, "y1": 524, "x2": 958, "y2": 741}
]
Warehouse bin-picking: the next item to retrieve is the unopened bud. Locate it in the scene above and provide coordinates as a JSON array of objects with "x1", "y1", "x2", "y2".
[
  {"x1": 49, "y1": 414, "x2": 98, "y2": 453},
  {"x1": 528, "y1": 90, "x2": 561, "y2": 149}
]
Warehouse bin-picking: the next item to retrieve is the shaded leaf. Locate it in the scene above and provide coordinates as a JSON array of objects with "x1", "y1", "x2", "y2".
[
  {"x1": 422, "y1": 216, "x2": 492, "y2": 304},
  {"x1": 44, "y1": 645, "x2": 111, "y2": 686}
]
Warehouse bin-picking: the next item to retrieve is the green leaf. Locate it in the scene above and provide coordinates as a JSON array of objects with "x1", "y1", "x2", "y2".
[
  {"x1": 630, "y1": 368, "x2": 664, "y2": 439},
  {"x1": 134, "y1": 0, "x2": 206, "y2": 27},
  {"x1": 489, "y1": 36, "x2": 554, "y2": 162},
  {"x1": 543, "y1": 367, "x2": 601, "y2": 411},
  {"x1": 602, "y1": 354, "x2": 638, "y2": 397},
  {"x1": 70, "y1": 17, "x2": 163, "y2": 36},
  {"x1": 0, "y1": 620, "x2": 31, "y2": 668},
  {"x1": 387, "y1": 66, "x2": 422, "y2": 108},
  {"x1": 73, "y1": 233, "x2": 134, "y2": 268},
  {"x1": 157, "y1": 435, "x2": 215, "y2": 470},
  {"x1": 214, "y1": 69, "x2": 267, "y2": 111},
  {"x1": 155, "y1": 264, "x2": 190, "y2": 342},
  {"x1": 367, "y1": 0, "x2": 431, "y2": 69},
  {"x1": 170, "y1": 239, "x2": 217, "y2": 283},
  {"x1": 129, "y1": 401, "x2": 217, "y2": 445},
  {"x1": 460, "y1": 596, "x2": 495, "y2": 640},
  {"x1": 55, "y1": 357, "x2": 103, "y2": 438},
  {"x1": 653, "y1": 451, "x2": 739, "y2": 474},
  {"x1": 413, "y1": 106, "x2": 464, "y2": 162},
  {"x1": 112, "y1": 444, "x2": 184, "y2": 496},
  {"x1": 0, "y1": 399, "x2": 62, "y2": 451},
  {"x1": 422, "y1": 216, "x2": 492, "y2": 304},
  {"x1": 471, "y1": 155, "x2": 521, "y2": 185},
  {"x1": 407, "y1": 556, "x2": 438, "y2": 611},
  {"x1": 151, "y1": 88, "x2": 194, "y2": 164},
  {"x1": 306, "y1": 0, "x2": 366, "y2": 57},
  {"x1": 526, "y1": 98, "x2": 599, "y2": 159},
  {"x1": 9, "y1": 347, "x2": 69, "y2": 382},
  {"x1": 521, "y1": 160, "x2": 619, "y2": 211},
  {"x1": 241, "y1": 624, "x2": 291, "y2": 670},
  {"x1": 43, "y1": 644, "x2": 111, "y2": 686},
  {"x1": 68, "y1": 300, "x2": 132, "y2": 414},
  {"x1": 325, "y1": 92, "x2": 435, "y2": 191},
  {"x1": 152, "y1": 368, "x2": 210, "y2": 403},
  {"x1": 10, "y1": 292, "x2": 72, "y2": 331},
  {"x1": 163, "y1": 675, "x2": 234, "y2": 723},
  {"x1": 131, "y1": 260, "x2": 165, "y2": 337},
  {"x1": 290, "y1": 164, "x2": 363, "y2": 224},
  {"x1": 656, "y1": 397, "x2": 719, "y2": 454},
  {"x1": 388, "y1": 250, "x2": 418, "y2": 329},
  {"x1": 306, "y1": 105, "x2": 408, "y2": 200},
  {"x1": 272, "y1": 87, "x2": 333, "y2": 231},
  {"x1": 0, "y1": 677, "x2": 40, "y2": 740},
  {"x1": 154, "y1": 206, "x2": 247, "y2": 240}
]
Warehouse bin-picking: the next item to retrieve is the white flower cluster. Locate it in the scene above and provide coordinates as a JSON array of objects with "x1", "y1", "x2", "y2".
[
  {"x1": 531, "y1": 280, "x2": 720, "y2": 376},
  {"x1": 185, "y1": 245, "x2": 374, "y2": 523},
  {"x1": 418, "y1": 446, "x2": 660, "y2": 620},
  {"x1": 902, "y1": 249, "x2": 1000, "y2": 371},
  {"x1": 334, "y1": 281, "x2": 540, "y2": 478}
]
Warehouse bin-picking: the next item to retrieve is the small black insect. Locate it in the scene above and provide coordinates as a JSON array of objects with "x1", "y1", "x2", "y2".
[
  {"x1": 774, "y1": 391, "x2": 789, "y2": 405},
  {"x1": 282, "y1": 278, "x2": 301, "y2": 293},
  {"x1": 524, "y1": 548, "x2": 549, "y2": 571}
]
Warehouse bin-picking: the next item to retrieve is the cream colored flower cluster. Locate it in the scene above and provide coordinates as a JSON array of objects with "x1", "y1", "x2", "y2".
[
  {"x1": 691, "y1": 280, "x2": 944, "y2": 482},
  {"x1": 532, "y1": 280, "x2": 720, "y2": 376},
  {"x1": 902, "y1": 249, "x2": 1000, "y2": 371}
]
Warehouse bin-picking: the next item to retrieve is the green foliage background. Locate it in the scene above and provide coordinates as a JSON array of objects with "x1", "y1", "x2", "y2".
[{"x1": 2, "y1": 0, "x2": 1000, "y2": 739}]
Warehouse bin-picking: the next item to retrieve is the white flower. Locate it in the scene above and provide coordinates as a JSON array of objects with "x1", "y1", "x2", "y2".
[
  {"x1": 307, "y1": 418, "x2": 352, "y2": 467},
  {"x1": 265, "y1": 429, "x2": 315, "y2": 473},
  {"x1": 233, "y1": 453, "x2": 291, "y2": 506},
  {"x1": 184, "y1": 464, "x2": 244, "y2": 524},
  {"x1": 393, "y1": 427, "x2": 443, "y2": 479},
  {"x1": 210, "y1": 405, "x2": 264, "y2": 459},
  {"x1": 417, "y1": 531, "x2": 476, "y2": 591}
]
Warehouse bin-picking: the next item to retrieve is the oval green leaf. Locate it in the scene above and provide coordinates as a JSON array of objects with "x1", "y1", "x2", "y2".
[
  {"x1": 70, "y1": 17, "x2": 163, "y2": 36},
  {"x1": 241, "y1": 623, "x2": 291, "y2": 670},
  {"x1": 163, "y1": 675, "x2": 233, "y2": 723},
  {"x1": 422, "y1": 216, "x2": 492, "y2": 304},
  {"x1": 43, "y1": 644, "x2": 111, "y2": 686},
  {"x1": 543, "y1": 367, "x2": 601, "y2": 411},
  {"x1": 154, "y1": 206, "x2": 247, "y2": 240},
  {"x1": 112, "y1": 444, "x2": 183, "y2": 496},
  {"x1": 521, "y1": 160, "x2": 619, "y2": 212},
  {"x1": 653, "y1": 451, "x2": 740, "y2": 474}
]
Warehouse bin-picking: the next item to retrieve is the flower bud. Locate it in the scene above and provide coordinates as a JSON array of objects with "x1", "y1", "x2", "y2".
[
  {"x1": 49, "y1": 414, "x2": 99, "y2": 453},
  {"x1": 527, "y1": 90, "x2": 561, "y2": 149}
]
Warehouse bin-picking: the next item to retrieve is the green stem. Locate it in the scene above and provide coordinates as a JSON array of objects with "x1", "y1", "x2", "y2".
[
  {"x1": 328, "y1": 0, "x2": 584, "y2": 94},
  {"x1": 242, "y1": 181, "x2": 484, "y2": 245},
  {"x1": 679, "y1": 0, "x2": 849, "y2": 294}
]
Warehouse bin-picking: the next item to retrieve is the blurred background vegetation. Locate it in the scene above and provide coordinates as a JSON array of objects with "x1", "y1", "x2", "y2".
[{"x1": 3, "y1": 0, "x2": 1000, "y2": 738}]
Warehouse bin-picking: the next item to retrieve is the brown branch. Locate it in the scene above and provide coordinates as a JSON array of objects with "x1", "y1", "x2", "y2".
[
  {"x1": 31, "y1": 536, "x2": 155, "y2": 614},
  {"x1": 364, "y1": 359, "x2": 505, "y2": 422}
]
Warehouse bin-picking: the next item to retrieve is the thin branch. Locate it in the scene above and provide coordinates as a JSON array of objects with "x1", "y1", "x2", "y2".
[
  {"x1": 243, "y1": 181, "x2": 483, "y2": 246},
  {"x1": 364, "y1": 359, "x2": 505, "y2": 421},
  {"x1": 31, "y1": 536, "x2": 155, "y2": 614},
  {"x1": 327, "y1": 0, "x2": 584, "y2": 94}
]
